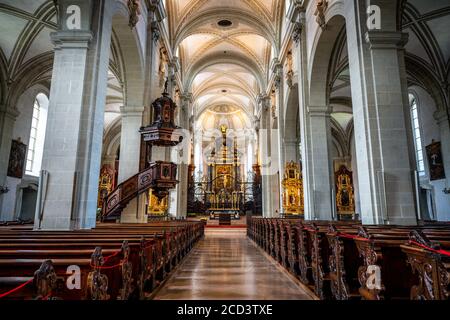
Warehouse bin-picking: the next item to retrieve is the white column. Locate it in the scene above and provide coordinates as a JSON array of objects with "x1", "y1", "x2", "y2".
[
  {"x1": 118, "y1": 107, "x2": 144, "y2": 183},
  {"x1": 345, "y1": 0, "x2": 417, "y2": 225},
  {"x1": 34, "y1": 0, "x2": 114, "y2": 230},
  {"x1": 305, "y1": 106, "x2": 334, "y2": 220},
  {"x1": 259, "y1": 95, "x2": 274, "y2": 217},
  {"x1": 273, "y1": 63, "x2": 285, "y2": 216},
  {"x1": 173, "y1": 93, "x2": 192, "y2": 218},
  {"x1": 119, "y1": 107, "x2": 146, "y2": 223},
  {"x1": 291, "y1": 13, "x2": 333, "y2": 220}
]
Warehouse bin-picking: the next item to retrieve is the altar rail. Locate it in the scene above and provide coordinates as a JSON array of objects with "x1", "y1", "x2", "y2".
[{"x1": 248, "y1": 217, "x2": 450, "y2": 300}]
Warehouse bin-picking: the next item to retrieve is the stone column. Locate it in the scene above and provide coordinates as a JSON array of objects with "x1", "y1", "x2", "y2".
[
  {"x1": 290, "y1": 12, "x2": 333, "y2": 221},
  {"x1": 259, "y1": 95, "x2": 274, "y2": 217},
  {"x1": 284, "y1": 139, "x2": 299, "y2": 163},
  {"x1": 0, "y1": 105, "x2": 19, "y2": 219},
  {"x1": 35, "y1": 0, "x2": 113, "y2": 230},
  {"x1": 118, "y1": 107, "x2": 144, "y2": 183},
  {"x1": 345, "y1": 0, "x2": 417, "y2": 225},
  {"x1": 143, "y1": 4, "x2": 164, "y2": 125},
  {"x1": 305, "y1": 106, "x2": 334, "y2": 220},
  {"x1": 119, "y1": 106, "x2": 146, "y2": 223},
  {"x1": 273, "y1": 61, "x2": 285, "y2": 216},
  {"x1": 434, "y1": 110, "x2": 450, "y2": 190},
  {"x1": 173, "y1": 93, "x2": 192, "y2": 218}
]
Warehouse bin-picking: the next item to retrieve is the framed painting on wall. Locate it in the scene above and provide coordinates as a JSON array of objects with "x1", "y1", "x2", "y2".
[
  {"x1": 426, "y1": 140, "x2": 446, "y2": 181},
  {"x1": 7, "y1": 139, "x2": 27, "y2": 179}
]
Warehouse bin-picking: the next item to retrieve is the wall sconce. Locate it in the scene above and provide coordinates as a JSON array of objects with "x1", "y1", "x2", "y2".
[{"x1": 0, "y1": 186, "x2": 9, "y2": 194}]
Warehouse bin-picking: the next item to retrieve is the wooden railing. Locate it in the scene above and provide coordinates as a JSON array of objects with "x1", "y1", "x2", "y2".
[{"x1": 102, "y1": 162, "x2": 178, "y2": 221}]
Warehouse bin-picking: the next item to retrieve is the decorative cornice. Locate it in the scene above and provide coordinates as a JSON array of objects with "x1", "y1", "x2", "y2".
[
  {"x1": 120, "y1": 105, "x2": 145, "y2": 115},
  {"x1": 50, "y1": 31, "x2": 93, "y2": 49},
  {"x1": 307, "y1": 105, "x2": 331, "y2": 116},
  {"x1": 365, "y1": 31, "x2": 409, "y2": 49}
]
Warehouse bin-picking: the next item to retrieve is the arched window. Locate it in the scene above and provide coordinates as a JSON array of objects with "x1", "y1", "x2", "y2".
[
  {"x1": 409, "y1": 93, "x2": 425, "y2": 176},
  {"x1": 26, "y1": 93, "x2": 48, "y2": 177}
]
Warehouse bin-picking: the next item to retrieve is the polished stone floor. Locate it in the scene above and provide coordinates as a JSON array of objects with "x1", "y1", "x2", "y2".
[{"x1": 153, "y1": 229, "x2": 314, "y2": 300}]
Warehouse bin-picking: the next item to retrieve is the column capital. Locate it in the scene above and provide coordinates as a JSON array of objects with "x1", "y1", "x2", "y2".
[
  {"x1": 0, "y1": 105, "x2": 20, "y2": 120},
  {"x1": 180, "y1": 92, "x2": 193, "y2": 103},
  {"x1": 145, "y1": 0, "x2": 166, "y2": 22},
  {"x1": 257, "y1": 94, "x2": 271, "y2": 110},
  {"x1": 50, "y1": 31, "x2": 93, "y2": 49},
  {"x1": 365, "y1": 31, "x2": 409, "y2": 50}
]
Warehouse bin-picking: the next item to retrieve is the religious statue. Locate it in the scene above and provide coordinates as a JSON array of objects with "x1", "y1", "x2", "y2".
[
  {"x1": 314, "y1": 0, "x2": 328, "y2": 29},
  {"x1": 127, "y1": 0, "x2": 141, "y2": 29}
]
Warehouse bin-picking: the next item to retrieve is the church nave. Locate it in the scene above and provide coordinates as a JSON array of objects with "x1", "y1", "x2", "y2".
[{"x1": 154, "y1": 230, "x2": 314, "y2": 300}]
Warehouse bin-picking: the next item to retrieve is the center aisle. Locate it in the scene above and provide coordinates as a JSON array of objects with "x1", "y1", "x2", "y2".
[{"x1": 153, "y1": 229, "x2": 314, "y2": 300}]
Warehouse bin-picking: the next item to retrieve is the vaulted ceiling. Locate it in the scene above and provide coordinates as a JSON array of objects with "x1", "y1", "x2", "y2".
[
  {"x1": 0, "y1": 0, "x2": 124, "y2": 135},
  {"x1": 402, "y1": 0, "x2": 450, "y2": 83},
  {"x1": 165, "y1": 0, "x2": 285, "y2": 130},
  {"x1": 0, "y1": 0, "x2": 55, "y2": 83}
]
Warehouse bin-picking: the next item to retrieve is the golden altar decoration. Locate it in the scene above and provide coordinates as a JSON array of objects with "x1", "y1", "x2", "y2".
[
  {"x1": 335, "y1": 165, "x2": 355, "y2": 215},
  {"x1": 206, "y1": 125, "x2": 243, "y2": 213},
  {"x1": 147, "y1": 189, "x2": 168, "y2": 215},
  {"x1": 281, "y1": 161, "x2": 304, "y2": 215},
  {"x1": 98, "y1": 166, "x2": 114, "y2": 209}
]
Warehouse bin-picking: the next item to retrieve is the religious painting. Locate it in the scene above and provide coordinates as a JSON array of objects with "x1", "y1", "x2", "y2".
[
  {"x1": 7, "y1": 139, "x2": 27, "y2": 179},
  {"x1": 215, "y1": 165, "x2": 232, "y2": 191},
  {"x1": 426, "y1": 140, "x2": 446, "y2": 181}
]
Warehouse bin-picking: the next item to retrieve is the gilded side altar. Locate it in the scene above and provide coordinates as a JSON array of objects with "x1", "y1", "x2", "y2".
[{"x1": 281, "y1": 161, "x2": 304, "y2": 215}]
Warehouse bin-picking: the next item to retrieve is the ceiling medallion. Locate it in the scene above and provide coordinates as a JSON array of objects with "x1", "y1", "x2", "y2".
[
  {"x1": 212, "y1": 18, "x2": 239, "y2": 31},
  {"x1": 218, "y1": 19, "x2": 233, "y2": 28}
]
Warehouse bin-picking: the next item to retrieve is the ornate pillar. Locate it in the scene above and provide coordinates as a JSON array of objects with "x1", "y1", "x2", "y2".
[
  {"x1": 345, "y1": 0, "x2": 417, "y2": 225},
  {"x1": 35, "y1": 0, "x2": 113, "y2": 230}
]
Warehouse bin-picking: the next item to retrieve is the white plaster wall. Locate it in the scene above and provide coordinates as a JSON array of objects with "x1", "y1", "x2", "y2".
[
  {"x1": 1, "y1": 86, "x2": 46, "y2": 220},
  {"x1": 411, "y1": 85, "x2": 450, "y2": 221}
]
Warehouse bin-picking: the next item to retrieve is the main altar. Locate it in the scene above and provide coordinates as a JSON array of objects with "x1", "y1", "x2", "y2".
[{"x1": 206, "y1": 125, "x2": 242, "y2": 221}]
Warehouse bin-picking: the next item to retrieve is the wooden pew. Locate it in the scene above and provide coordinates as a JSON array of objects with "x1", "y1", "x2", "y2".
[
  {"x1": 401, "y1": 230, "x2": 450, "y2": 300},
  {"x1": 0, "y1": 221, "x2": 204, "y2": 300}
]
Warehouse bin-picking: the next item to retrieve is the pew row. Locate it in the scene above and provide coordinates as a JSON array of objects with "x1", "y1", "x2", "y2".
[
  {"x1": 248, "y1": 217, "x2": 450, "y2": 300},
  {"x1": 0, "y1": 222, "x2": 204, "y2": 300}
]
